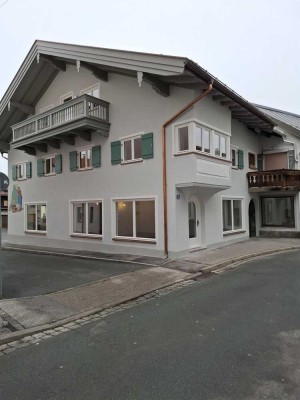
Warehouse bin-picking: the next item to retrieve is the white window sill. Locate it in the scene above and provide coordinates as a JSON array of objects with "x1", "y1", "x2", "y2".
[
  {"x1": 174, "y1": 151, "x2": 231, "y2": 163},
  {"x1": 113, "y1": 236, "x2": 156, "y2": 244},
  {"x1": 223, "y1": 229, "x2": 246, "y2": 236},
  {"x1": 71, "y1": 234, "x2": 103, "y2": 239},
  {"x1": 121, "y1": 159, "x2": 143, "y2": 165},
  {"x1": 17, "y1": 178, "x2": 27, "y2": 181},
  {"x1": 25, "y1": 230, "x2": 47, "y2": 235},
  {"x1": 44, "y1": 173, "x2": 56, "y2": 177},
  {"x1": 231, "y1": 166, "x2": 238, "y2": 169},
  {"x1": 77, "y1": 167, "x2": 93, "y2": 172}
]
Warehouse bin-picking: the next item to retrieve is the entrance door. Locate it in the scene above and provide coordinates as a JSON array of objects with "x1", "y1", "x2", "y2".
[
  {"x1": 188, "y1": 198, "x2": 200, "y2": 248},
  {"x1": 249, "y1": 200, "x2": 256, "y2": 237}
]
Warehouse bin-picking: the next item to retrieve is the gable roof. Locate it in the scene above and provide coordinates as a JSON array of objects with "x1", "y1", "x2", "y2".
[
  {"x1": 254, "y1": 104, "x2": 300, "y2": 132},
  {"x1": 0, "y1": 40, "x2": 274, "y2": 144}
]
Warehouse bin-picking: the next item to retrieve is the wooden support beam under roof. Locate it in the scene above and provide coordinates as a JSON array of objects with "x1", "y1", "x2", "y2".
[
  {"x1": 212, "y1": 94, "x2": 227, "y2": 101},
  {"x1": 79, "y1": 131, "x2": 91, "y2": 142},
  {"x1": 80, "y1": 61, "x2": 108, "y2": 82},
  {"x1": 61, "y1": 135, "x2": 75, "y2": 145},
  {"x1": 19, "y1": 146, "x2": 36, "y2": 156},
  {"x1": 8, "y1": 101, "x2": 35, "y2": 115},
  {"x1": 220, "y1": 100, "x2": 236, "y2": 106},
  {"x1": 40, "y1": 55, "x2": 66, "y2": 71},
  {"x1": 47, "y1": 139, "x2": 61, "y2": 149},
  {"x1": 34, "y1": 143, "x2": 48, "y2": 153},
  {"x1": 143, "y1": 73, "x2": 170, "y2": 97}
]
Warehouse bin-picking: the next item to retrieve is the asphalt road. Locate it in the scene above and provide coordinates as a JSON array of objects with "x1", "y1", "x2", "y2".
[
  {"x1": 0, "y1": 250, "x2": 149, "y2": 298},
  {"x1": 1, "y1": 251, "x2": 300, "y2": 399}
]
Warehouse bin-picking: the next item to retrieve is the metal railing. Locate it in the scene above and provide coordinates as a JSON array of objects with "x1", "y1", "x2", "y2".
[
  {"x1": 247, "y1": 169, "x2": 300, "y2": 189},
  {"x1": 12, "y1": 94, "x2": 109, "y2": 142}
]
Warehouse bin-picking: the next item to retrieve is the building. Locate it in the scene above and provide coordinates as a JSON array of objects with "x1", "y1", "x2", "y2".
[
  {"x1": 0, "y1": 190, "x2": 8, "y2": 229},
  {"x1": 0, "y1": 40, "x2": 298, "y2": 258}
]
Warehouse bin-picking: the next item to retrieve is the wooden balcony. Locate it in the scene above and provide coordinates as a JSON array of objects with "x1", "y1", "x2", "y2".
[
  {"x1": 11, "y1": 94, "x2": 110, "y2": 152},
  {"x1": 247, "y1": 169, "x2": 300, "y2": 192}
]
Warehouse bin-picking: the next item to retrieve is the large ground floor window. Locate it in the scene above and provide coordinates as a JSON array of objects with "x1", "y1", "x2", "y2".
[
  {"x1": 26, "y1": 203, "x2": 47, "y2": 232},
  {"x1": 115, "y1": 199, "x2": 156, "y2": 240},
  {"x1": 223, "y1": 198, "x2": 243, "y2": 233},
  {"x1": 261, "y1": 196, "x2": 295, "y2": 227},
  {"x1": 72, "y1": 201, "x2": 102, "y2": 236}
]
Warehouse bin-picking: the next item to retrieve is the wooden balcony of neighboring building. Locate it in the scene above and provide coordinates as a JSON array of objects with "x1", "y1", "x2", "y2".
[
  {"x1": 247, "y1": 169, "x2": 300, "y2": 192},
  {"x1": 11, "y1": 95, "x2": 110, "y2": 155}
]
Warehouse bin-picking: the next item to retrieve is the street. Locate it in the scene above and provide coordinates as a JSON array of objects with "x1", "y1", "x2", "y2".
[{"x1": 0, "y1": 250, "x2": 300, "y2": 399}]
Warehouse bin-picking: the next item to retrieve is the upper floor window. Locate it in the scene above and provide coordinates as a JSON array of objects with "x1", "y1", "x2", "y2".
[
  {"x1": 122, "y1": 135, "x2": 142, "y2": 163},
  {"x1": 248, "y1": 153, "x2": 256, "y2": 169},
  {"x1": 231, "y1": 147, "x2": 238, "y2": 168},
  {"x1": 175, "y1": 122, "x2": 229, "y2": 160},
  {"x1": 79, "y1": 148, "x2": 92, "y2": 170},
  {"x1": 16, "y1": 162, "x2": 26, "y2": 180},
  {"x1": 81, "y1": 85, "x2": 100, "y2": 98},
  {"x1": 12, "y1": 162, "x2": 32, "y2": 181},
  {"x1": 44, "y1": 156, "x2": 56, "y2": 176}
]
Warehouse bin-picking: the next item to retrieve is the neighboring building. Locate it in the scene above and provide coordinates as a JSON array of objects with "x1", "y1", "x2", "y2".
[
  {"x1": 0, "y1": 190, "x2": 8, "y2": 228},
  {"x1": 247, "y1": 104, "x2": 300, "y2": 238},
  {"x1": 0, "y1": 40, "x2": 298, "y2": 259}
]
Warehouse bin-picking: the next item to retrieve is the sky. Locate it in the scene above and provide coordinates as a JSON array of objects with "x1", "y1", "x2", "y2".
[{"x1": 0, "y1": 0, "x2": 299, "y2": 174}]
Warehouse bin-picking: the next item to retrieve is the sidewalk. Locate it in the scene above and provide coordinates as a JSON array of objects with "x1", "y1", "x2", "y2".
[{"x1": 0, "y1": 237, "x2": 299, "y2": 344}]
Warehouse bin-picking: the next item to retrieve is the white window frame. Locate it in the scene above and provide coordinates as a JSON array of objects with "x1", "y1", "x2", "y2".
[
  {"x1": 44, "y1": 154, "x2": 56, "y2": 176},
  {"x1": 24, "y1": 202, "x2": 47, "y2": 234},
  {"x1": 222, "y1": 197, "x2": 244, "y2": 235},
  {"x1": 121, "y1": 133, "x2": 143, "y2": 164},
  {"x1": 77, "y1": 146, "x2": 93, "y2": 171},
  {"x1": 16, "y1": 162, "x2": 27, "y2": 181},
  {"x1": 81, "y1": 84, "x2": 100, "y2": 98},
  {"x1": 248, "y1": 152, "x2": 257, "y2": 170},
  {"x1": 112, "y1": 196, "x2": 157, "y2": 242},
  {"x1": 173, "y1": 119, "x2": 230, "y2": 161},
  {"x1": 70, "y1": 199, "x2": 103, "y2": 238},
  {"x1": 231, "y1": 146, "x2": 238, "y2": 168},
  {"x1": 60, "y1": 91, "x2": 74, "y2": 104}
]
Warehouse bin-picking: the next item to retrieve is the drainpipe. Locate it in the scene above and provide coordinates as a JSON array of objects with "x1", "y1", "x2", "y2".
[{"x1": 162, "y1": 81, "x2": 213, "y2": 257}]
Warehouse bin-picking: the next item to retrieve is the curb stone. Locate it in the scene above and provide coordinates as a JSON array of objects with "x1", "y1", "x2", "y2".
[{"x1": 0, "y1": 245, "x2": 299, "y2": 347}]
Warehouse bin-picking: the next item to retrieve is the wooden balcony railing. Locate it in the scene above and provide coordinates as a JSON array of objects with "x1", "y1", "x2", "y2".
[
  {"x1": 12, "y1": 94, "x2": 109, "y2": 142},
  {"x1": 247, "y1": 170, "x2": 300, "y2": 190}
]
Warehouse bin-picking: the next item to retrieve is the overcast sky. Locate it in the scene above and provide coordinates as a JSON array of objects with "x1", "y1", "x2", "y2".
[{"x1": 0, "y1": 0, "x2": 299, "y2": 174}]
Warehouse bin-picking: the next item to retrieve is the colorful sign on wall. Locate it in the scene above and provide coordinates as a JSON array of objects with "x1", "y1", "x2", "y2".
[{"x1": 9, "y1": 185, "x2": 23, "y2": 213}]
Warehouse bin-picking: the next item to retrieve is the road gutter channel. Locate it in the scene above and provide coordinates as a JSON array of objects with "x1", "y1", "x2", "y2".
[{"x1": 0, "y1": 245, "x2": 299, "y2": 351}]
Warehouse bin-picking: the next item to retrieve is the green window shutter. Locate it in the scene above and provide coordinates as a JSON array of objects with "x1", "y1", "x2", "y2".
[
  {"x1": 69, "y1": 151, "x2": 77, "y2": 172},
  {"x1": 141, "y1": 132, "x2": 154, "y2": 159},
  {"x1": 92, "y1": 145, "x2": 101, "y2": 168},
  {"x1": 111, "y1": 141, "x2": 121, "y2": 165},
  {"x1": 37, "y1": 159, "x2": 45, "y2": 177},
  {"x1": 237, "y1": 149, "x2": 244, "y2": 170},
  {"x1": 12, "y1": 165, "x2": 17, "y2": 181},
  {"x1": 55, "y1": 154, "x2": 62, "y2": 174},
  {"x1": 26, "y1": 161, "x2": 32, "y2": 179}
]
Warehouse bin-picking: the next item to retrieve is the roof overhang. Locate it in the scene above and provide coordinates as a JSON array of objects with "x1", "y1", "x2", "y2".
[{"x1": 0, "y1": 40, "x2": 275, "y2": 147}]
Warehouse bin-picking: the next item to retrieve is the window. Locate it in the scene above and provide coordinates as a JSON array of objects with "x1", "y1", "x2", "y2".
[
  {"x1": 223, "y1": 199, "x2": 243, "y2": 233},
  {"x1": 195, "y1": 125, "x2": 210, "y2": 153},
  {"x1": 72, "y1": 201, "x2": 102, "y2": 236},
  {"x1": 122, "y1": 136, "x2": 142, "y2": 162},
  {"x1": 79, "y1": 149, "x2": 91, "y2": 169},
  {"x1": 178, "y1": 126, "x2": 189, "y2": 151},
  {"x1": 44, "y1": 156, "x2": 56, "y2": 175},
  {"x1": 16, "y1": 163, "x2": 26, "y2": 180},
  {"x1": 231, "y1": 148, "x2": 238, "y2": 168},
  {"x1": 81, "y1": 85, "x2": 100, "y2": 98},
  {"x1": 115, "y1": 199, "x2": 155, "y2": 240},
  {"x1": 175, "y1": 122, "x2": 229, "y2": 159},
  {"x1": 26, "y1": 204, "x2": 47, "y2": 232},
  {"x1": 248, "y1": 153, "x2": 256, "y2": 169},
  {"x1": 261, "y1": 197, "x2": 295, "y2": 227}
]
